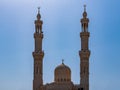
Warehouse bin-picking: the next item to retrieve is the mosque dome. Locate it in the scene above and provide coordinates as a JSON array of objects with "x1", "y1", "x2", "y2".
[{"x1": 54, "y1": 61, "x2": 71, "y2": 83}]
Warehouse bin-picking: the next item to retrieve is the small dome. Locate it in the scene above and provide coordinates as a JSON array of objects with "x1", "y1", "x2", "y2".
[
  {"x1": 83, "y1": 11, "x2": 87, "y2": 18},
  {"x1": 37, "y1": 13, "x2": 41, "y2": 20},
  {"x1": 54, "y1": 62, "x2": 71, "y2": 83},
  {"x1": 83, "y1": 5, "x2": 87, "y2": 18}
]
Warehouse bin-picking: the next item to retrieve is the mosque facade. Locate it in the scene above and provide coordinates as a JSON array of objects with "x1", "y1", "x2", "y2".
[{"x1": 32, "y1": 6, "x2": 90, "y2": 90}]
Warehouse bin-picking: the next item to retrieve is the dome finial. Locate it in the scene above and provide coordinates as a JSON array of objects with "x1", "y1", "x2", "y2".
[{"x1": 62, "y1": 59, "x2": 64, "y2": 64}]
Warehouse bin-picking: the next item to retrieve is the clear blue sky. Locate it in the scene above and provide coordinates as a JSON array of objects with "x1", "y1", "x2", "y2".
[{"x1": 0, "y1": 0, "x2": 120, "y2": 90}]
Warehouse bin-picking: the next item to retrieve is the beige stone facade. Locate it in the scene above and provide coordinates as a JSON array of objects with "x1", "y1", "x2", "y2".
[{"x1": 33, "y1": 6, "x2": 90, "y2": 90}]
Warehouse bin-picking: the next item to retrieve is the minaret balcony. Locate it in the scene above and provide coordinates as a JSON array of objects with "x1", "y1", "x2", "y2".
[
  {"x1": 32, "y1": 51, "x2": 44, "y2": 60},
  {"x1": 79, "y1": 50, "x2": 90, "y2": 59},
  {"x1": 80, "y1": 32, "x2": 90, "y2": 37},
  {"x1": 35, "y1": 20, "x2": 43, "y2": 25},
  {"x1": 34, "y1": 33, "x2": 43, "y2": 38}
]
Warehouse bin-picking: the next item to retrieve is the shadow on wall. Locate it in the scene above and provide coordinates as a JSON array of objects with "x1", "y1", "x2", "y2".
[{"x1": 78, "y1": 88, "x2": 84, "y2": 90}]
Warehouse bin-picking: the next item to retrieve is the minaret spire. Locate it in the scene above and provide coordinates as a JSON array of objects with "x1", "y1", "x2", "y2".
[
  {"x1": 81, "y1": 5, "x2": 89, "y2": 32},
  {"x1": 84, "y1": 4, "x2": 86, "y2": 12},
  {"x1": 37, "y1": 7, "x2": 41, "y2": 20},
  {"x1": 79, "y1": 5, "x2": 90, "y2": 90},
  {"x1": 38, "y1": 7, "x2": 40, "y2": 13},
  {"x1": 33, "y1": 8, "x2": 44, "y2": 90}
]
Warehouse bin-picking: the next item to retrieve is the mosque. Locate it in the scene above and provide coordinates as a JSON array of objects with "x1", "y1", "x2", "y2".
[{"x1": 32, "y1": 5, "x2": 90, "y2": 90}]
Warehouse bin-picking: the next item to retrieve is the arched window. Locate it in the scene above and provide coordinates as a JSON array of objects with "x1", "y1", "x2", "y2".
[{"x1": 36, "y1": 67, "x2": 39, "y2": 74}]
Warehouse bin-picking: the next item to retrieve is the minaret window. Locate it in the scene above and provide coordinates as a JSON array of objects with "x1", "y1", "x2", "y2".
[
  {"x1": 36, "y1": 26, "x2": 41, "y2": 34},
  {"x1": 36, "y1": 67, "x2": 39, "y2": 74},
  {"x1": 36, "y1": 28, "x2": 38, "y2": 33},
  {"x1": 61, "y1": 78, "x2": 63, "y2": 82},
  {"x1": 84, "y1": 67, "x2": 86, "y2": 74},
  {"x1": 84, "y1": 24, "x2": 86, "y2": 32}
]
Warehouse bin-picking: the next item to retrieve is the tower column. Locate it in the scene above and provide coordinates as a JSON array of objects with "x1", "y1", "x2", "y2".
[
  {"x1": 79, "y1": 5, "x2": 90, "y2": 90},
  {"x1": 33, "y1": 8, "x2": 44, "y2": 90}
]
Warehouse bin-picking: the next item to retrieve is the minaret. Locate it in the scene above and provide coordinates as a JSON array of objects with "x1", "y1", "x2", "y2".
[
  {"x1": 79, "y1": 5, "x2": 90, "y2": 90},
  {"x1": 32, "y1": 7, "x2": 44, "y2": 90}
]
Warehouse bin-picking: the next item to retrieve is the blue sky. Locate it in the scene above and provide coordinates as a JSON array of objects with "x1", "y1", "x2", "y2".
[{"x1": 0, "y1": 0, "x2": 120, "y2": 90}]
